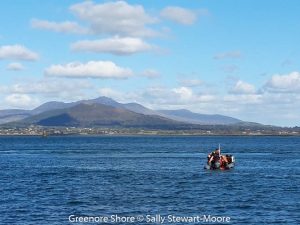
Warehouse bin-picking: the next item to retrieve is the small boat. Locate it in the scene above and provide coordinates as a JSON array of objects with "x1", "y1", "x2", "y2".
[{"x1": 204, "y1": 145, "x2": 235, "y2": 170}]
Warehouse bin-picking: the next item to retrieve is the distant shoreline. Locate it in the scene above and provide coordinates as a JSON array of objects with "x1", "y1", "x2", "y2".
[
  {"x1": 1, "y1": 125, "x2": 299, "y2": 136},
  {"x1": 1, "y1": 133, "x2": 299, "y2": 137}
]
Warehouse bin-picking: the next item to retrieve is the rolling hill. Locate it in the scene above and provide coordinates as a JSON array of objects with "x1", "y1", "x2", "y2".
[
  {"x1": 158, "y1": 109, "x2": 242, "y2": 125},
  {"x1": 1, "y1": 96, "x2": 246, "y2": 127}
]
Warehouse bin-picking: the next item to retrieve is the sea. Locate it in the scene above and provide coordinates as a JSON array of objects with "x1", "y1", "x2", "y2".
[{"x1": 0, "y1": 136, "x2": 299, "y2": 225}]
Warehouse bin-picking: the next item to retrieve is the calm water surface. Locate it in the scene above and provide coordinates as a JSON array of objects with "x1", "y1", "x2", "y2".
[{"x1": 0, "y1": 136, "x2": 299, "y2": 224}]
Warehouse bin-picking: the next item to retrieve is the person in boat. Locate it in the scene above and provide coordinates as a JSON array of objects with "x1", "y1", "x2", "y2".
[
  {"x1": 220, "y1": 155, "x2": 229, "y2": 169},
  {"x1": 207, "y1": 152, "x2": 213, "y2": 163},
  {"x1": 208, "y1": 149, "x2": 221, "y2": 169},
  {"x1": 226, "y1": 154, "x2": 232, "y2": 164}
]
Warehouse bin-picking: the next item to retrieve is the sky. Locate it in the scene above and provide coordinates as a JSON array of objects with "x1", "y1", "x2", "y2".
[{"x1": 0, "y1": 0, "x2": 300, "y2": 126}]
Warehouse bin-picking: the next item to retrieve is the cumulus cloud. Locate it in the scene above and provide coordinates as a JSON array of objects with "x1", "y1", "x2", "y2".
[
  {"x1": 264, "y1": 71, "x2": 300, "y2": 93},
  {"x1": 230, "y1": 80, "x2": 256, "y2": 94},
  {"x1": 224, "y1": 94, "x2": 262, "y2": 104},
  {"x1": 160, "y1": 6, "x2": 198, "y2": 25},
  {"x1": 10, "y1": 78, "x2": 92, "y2": 95},
  {"x1": 71, "y1": 37, "x2": 153, "y2": 55},
  {"x1": 4, "y1": 94, "x2": 39, "y2": 109},
  {"x1": 31, "y1": 19, "x2": 89, "y2": 34},
  {"x1": 141, "y1": 69, "x2": 161, "y2": 79},
  {"x1": 179, "y1": 79, "x2": 203, "y2": 87},
  {"x1": 172, "y1": 87, "x2": 193, "y2": 100},
  {"x1": 0, "y1": 85, "x2": 9, "y2": 93},
  {"x1": 30, "y1": 1, "x2": 201, "y2": 57},
  {"x1": 6, "y1": 62, "x2": 25, "y2": 71},
  {"x1": 1, "y1": 78, "x2": 94, "y2": 104},
  {"x1": 214, "y1": 51, "x2": 242, "y2": 60},
  {"x1": 70, "y1": 1, "x2": 158, "y2": 37},
  {"x1": 143, "y1": 86, "x2": 215, "y2": 106},
  {"x1": 44, "y1": 61, "x2": 133, "y2": 79},
  {"x1": 0, "y1": 45, "x2": 39, "y2": 61}
]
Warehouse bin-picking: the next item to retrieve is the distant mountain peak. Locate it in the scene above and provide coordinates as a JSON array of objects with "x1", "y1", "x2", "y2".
[
  {"x1": 80, "y1": 96, "x2": 121, "y2": 107},
  {"x1": 94, "y1": 96, "x2": 117, "y2": 102}
]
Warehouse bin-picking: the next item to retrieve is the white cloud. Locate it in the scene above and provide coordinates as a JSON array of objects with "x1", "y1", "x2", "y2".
[
  {"x1": 4, "y1": 94, "x2": 39, "y2": 109},
  {"x1": 10, "y1": 78, "x2": 92, "y2": 95},
  {"x1": 0, "y1": 45, "x2": 39, "y2": 61},
  {"x1": 44, "y1": 61, "x2": 133, "y2": 79},
  {"x1": 197, "y1": 94, "x2": 216, "y2": 102},
  {"x1": 214, "y1": 51, "x2": 242, "y2": 60},
  {"x1": 230, "y1": 80, "x2": 256, "y2": 94},
  {"x1": 70, "y1": 1, "x2": 158, "y2": 37},
  {"x1": 143, "y1": 86, "x2": 215, "y2": 106},
  {"x1": 0, "y1": 85, "x2": 9, "y2": 93},
  {"x1": 172, "y1": 87, "x2": 193, "y2": 100},
  {"x1": 71, "y1": 37, "x2": 153, "y2": 55},
  {"x1": 1, "y1": 78, "x2": 94, "y2": 104},
  {"x1": 160, "y1": 6, "x2": 198, "y2": 25},
  {"x1": 31, "y1": 19, "x2": 89, "y2": 34},
  {"x1": 7, "y1": 62, "x2": 25, "y2": 71},
  {"x1": 265, "y1": 71, "x2": 300, "y2": 92},
  {"x1": 224, "y1": 94, "x2": 262, "y2": 104},
  {"x1": 141, "y1": 69, "x2": 161, "y2": 79},
  {"x1": 179, "y1": 79, "x2": 203, "y2": 87}
]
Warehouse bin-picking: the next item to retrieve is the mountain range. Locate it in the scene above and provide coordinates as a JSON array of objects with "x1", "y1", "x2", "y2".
[{"x1": 0, "y1": 96, "x2": 248, "y2": 128}]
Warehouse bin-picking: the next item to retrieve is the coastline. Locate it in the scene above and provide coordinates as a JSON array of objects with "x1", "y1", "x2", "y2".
[
  {"x1": 1, "y1": 133, "x2": 299, "y2": 137},
  {"x1": 1, "y1": 125, "x2": 299, "y2": 136}
]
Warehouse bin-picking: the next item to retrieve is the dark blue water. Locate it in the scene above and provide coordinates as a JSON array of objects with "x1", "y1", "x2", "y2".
[{"x1": 0, "y1": 136, "x2": 299, "y2": 224}]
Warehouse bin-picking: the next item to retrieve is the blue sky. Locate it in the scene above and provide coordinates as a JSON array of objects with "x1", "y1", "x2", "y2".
[{"x1": 0, "y1": 0, "x2": 300, "y2": 126}]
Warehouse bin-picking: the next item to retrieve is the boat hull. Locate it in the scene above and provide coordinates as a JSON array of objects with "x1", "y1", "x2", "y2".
[{"x1": 204, "y1": 163, "x2": 235, "y2": 170}]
